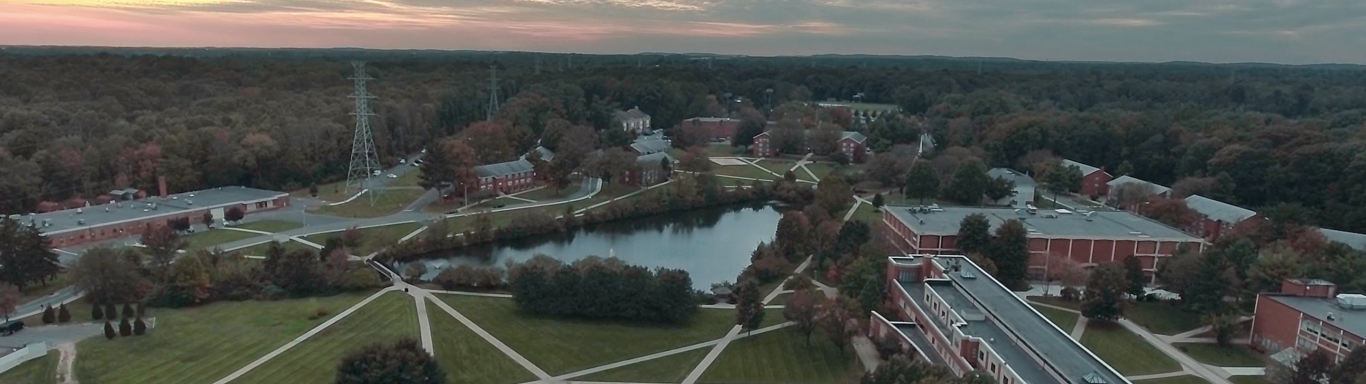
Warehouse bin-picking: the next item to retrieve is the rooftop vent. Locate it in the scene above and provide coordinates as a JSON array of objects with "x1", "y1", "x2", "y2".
[
  {"x1": 960, "y1": 270, "x2": 976, "y2": 279},
  {"x1": 1128, "y1": 231, "x2": 1142, "y2": 235},
  {"x1": 1082, "y1": 371, "x2": 1109, "y2": 384},
  {"x1": 77, "y1": 219, "x2": 85, "y2": 225},
  {"x1": 1336, "y1": 294, "x2": 1366, "y2": 310},
  {"x1": 76, "y1": 208, "x2": 83, "y2": 215}
]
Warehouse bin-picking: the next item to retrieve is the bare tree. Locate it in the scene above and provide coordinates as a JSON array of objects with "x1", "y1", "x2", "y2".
[{"x1": 1108, "y1": 182, "x2": 1156, "y2": 210}]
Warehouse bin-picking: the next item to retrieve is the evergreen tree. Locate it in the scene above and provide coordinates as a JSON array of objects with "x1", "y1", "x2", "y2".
[
  {"x1": 104, "y1": 303, "x2": 117, "y2": 320},
  {"x1": 986, "y1": 219, "x2": 1030, "y2": 288},
  {"x1": 335, "y1": 338, "x2": 446, "y2": 384},
  {"x1": 734, "y1": 278, "x2": 764, "y2": 334},
  {"x1": 0, "y1": 217, "x2": 62, "y2": 290},
  {"x1": 902, "y1": 160, "x2": 939, "y2": 205},
  {"x1": 774, "y1": 211, "x2": 811, "y2": 259},
  {"x1": 871, "y1": 193, "x2": 884, "y2": 210},
  {"x1": 1122, "y1": 255, "x2": 1146, "y2": 297},
  {"x1": 1082, "y1": 265, "x2": 1127, "y2": 321},
  {"x1": 57, "y1": 303, "x2": 70, "y2": 323},
  {"x1": 1116, "y1": 160, "x2": 1134, "y2": 176},
  {"x1": 944, "y1": 160, "x2": 990, "y2": 205},
  {"x1": 41, "y1": 305, "x2": 55, "y2": 324},
  {"x1": 956, "y1": 214, "x2": 992, "y2": 255},
  {"x1": 122, "y1": 303, "x2": 134, "y2": 319},
  {"x1": 104, "y1": 321, "x2": 116, "y2": 340},
  {"x1": 119, "y1": 317, "x2": 132, "y2": 336},
  {"x1": 134, "y1": 318, "x2": 147, "y2": 335},
  {"x1": 92, "y1": 303, "x2": 104, "y2": 321}
]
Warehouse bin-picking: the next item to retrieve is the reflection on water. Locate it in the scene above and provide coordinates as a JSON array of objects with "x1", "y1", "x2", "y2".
[{"x1": 417, "y1": 202, "x2": 785, "y2": 289}]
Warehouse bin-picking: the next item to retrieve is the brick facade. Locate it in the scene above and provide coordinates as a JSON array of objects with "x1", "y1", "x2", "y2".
[{"x1": 45, "y1": 194, "x2": 290, "y2": 249}]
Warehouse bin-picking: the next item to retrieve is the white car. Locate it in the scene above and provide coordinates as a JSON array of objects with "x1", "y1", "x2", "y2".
[
  {"x1": 399, "y1": 159, "x2": 406, "y2": 164},
  {"x1": 371, "y1": 170, "x2": 382, "y2": 176},
  {"x1": 386, "y1": 174, "x2": 398, "y2": 179},
  {"x1": 411, "y1": 162, "x2": 420, "y2": 167}
]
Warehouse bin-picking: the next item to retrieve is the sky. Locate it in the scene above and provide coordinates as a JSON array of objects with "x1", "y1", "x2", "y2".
[{"x1": 2, "y1": 0, "x2": 1365, "y2": 65}]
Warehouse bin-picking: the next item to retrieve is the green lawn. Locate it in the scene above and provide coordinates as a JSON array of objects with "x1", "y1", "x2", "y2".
[
  {"x1": 1080, "y1": 321, "x2": 1181, "y2": 375},
  {"x1": 802, "y1": 162, "x2": 837, "y2": 181},
  {"x1": 1027, "y1": 295, "x2": 1081, "y2": 310},
  {"x1": 1229, "y1": 376, "x2": 1270, "y2": 384},
  {"x1": 389, "y1": 170, "x2": 422, "y2": 188},
  {"x1": 700, "y1": 328, "x2": 861, "y2": 384},
  {"x1": 312, "y1": 188, "x2": 424, "y2": 218},
  {"x1": 232, "y1": 239, "x2": 315, "y2": 256},
  {"x1": 182, "y1": 229, "x2": 263, "y2": 251},
  {"x1": 235, "y1": 220, "x2": 305, "y2": 233},
  {"x1": 757, "y1": 308, "x2": 788, "y2": 329},
  {"x1": 73, "y1": 292, "x2": 375, "y2": 384},
  {"x1": 437, "y1": 295, "x2": 735, "y2": 375},
  {"x1": 1174, "y1": 343, "x2": 1265, "y2": 367},
  {"x1": 755, "y1": 159, "x2": 800, "y2": 178},
  {"x1": 767, "y1": 293, "x2": 790, "y2": 306},
  {"x1": 0, "y1": 353, "x2": 58, "y2": 384},
  {"x1": 303, "y1": 222, "x2": 423, "y2": 255},
  {"x1": 292, "y1": 180, "x2": 351, "y2": 203},
  {"x1": 427, "y1": 298, "x2": 538, "y2": 384},
  {"x1": 577, "y1": 347, "x2": 709, "y2": 383},
  {"x1": 847, "y1": 203, "x2": 881, "y2": 224},
  {"x1": 713, "y1": 164, "x2": 780, "y2": 181},
  {"x1": 19, "y1": 273, "x2": 70, "y2": 304},
  {"x1": 708, "y1": 144, "x2": 744, "y2": 158},
  {"x1": 1031, "y1": 304, "x2": 1079, "y2": 332},
  {"x1": 231, "y1": 292, "x2": 418, "y2": 384},
  {"x1": 1128, "y1": 302, "x2": 1203, "y2": 335},
  {"x1": 515, "y1": 185, "x2": 575, "y2": 202},
  {"x1": 1134, "y1": 375, "x2": 1211, "y2": 384}
]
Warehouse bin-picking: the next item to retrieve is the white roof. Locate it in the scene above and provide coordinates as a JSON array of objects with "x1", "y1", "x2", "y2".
[
  {"x1": 1183, "y1": 195, "x2": 1256, "y2": 224},
  {"x1": 1106, "y1": 175, "x2": 1171, "y2": 195},
  {"x1": 1061, "y1": 159, "x2": 1105, "y2": 177},
  {"x1": 1320, "y1": 228, "x2": 1366, "y2": 251}
]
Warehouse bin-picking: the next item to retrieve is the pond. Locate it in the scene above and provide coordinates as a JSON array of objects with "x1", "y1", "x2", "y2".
[{"x1": 415, "y1": 202, "x2": 786, "y2": 290}]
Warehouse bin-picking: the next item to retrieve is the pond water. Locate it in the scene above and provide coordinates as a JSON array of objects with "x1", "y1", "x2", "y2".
[{"x1": 415, "y1": 202, "x2": 786, "y2": 290}]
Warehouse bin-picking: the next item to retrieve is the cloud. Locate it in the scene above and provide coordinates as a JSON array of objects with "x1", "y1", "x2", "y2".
[{"x1": 0, "y1": 0, "x2": 1363, "y2": 64}]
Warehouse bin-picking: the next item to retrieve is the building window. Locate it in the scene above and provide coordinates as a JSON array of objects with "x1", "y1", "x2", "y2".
[
  {"x1": 978, "y1": 350, "x2": 985, "y2": 361},
  {"x1": 1299, "y1": 337, "x2": 1319, "y2": 351},
  {"x1": 990, "y1": 363, "x2": 997, "y2": 373}
]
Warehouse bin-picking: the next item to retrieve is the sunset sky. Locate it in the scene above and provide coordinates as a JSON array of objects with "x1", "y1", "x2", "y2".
[{"x1": 3, "y1": 0, "x2": 1364, "y2": 64}]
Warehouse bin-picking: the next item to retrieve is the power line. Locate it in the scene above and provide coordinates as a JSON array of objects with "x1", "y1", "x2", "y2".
[
  {"x1": 345, "y1": 61, "x2": 381, "y2": 205},
  {"x1": 486, "y1": 65, "x2": 500, "y2": 121}
]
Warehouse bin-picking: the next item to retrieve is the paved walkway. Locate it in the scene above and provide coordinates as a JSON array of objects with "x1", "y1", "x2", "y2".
[
  {"x1": 1070, "y1": 317, "x2": 1089, "y2": 340},
  {"x1": 424, "y1": 291, "x2": 551, "y2": 380},
  {"x1": 682, "y1": 325, "x2": 742, "y2": 384},
  {"x1": 575, "y1": 179, "x2": 673, "y2": 214},
  {"x1": 57, "y1": 342, "x2": 78, "y2": 384},
  {"x1": 412, "y1": 290, "x2": 434, "y2": 355}
]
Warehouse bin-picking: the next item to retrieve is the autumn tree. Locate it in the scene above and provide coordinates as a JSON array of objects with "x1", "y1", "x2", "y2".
[
  {"x1": 466, "y1": 121, "x2": 517, "y2": 164},
  {"x1": 1331, "y1": 346, "x2": 1366, "y2": 384},
  {"x1": 336, "y1": 338, "x2": 446, "y2": 384},
  {"x1": 678, "y1": 146, "x2": 712, "y2": 173},
  {"x1": 815, "y1": 175, "x2": 853, "y2": 217},
  {"x1": 1082, "y1": 264, "x2": 1128, "y2": 321},
  {"x1": 1109, "y1": 182, "x2": 1156, "y2": 210},
  {"x1": 583, "y1": 147, "x2": 637, "y2": 185},
  {"x1": 1292, "y1": 350, "x2": 1336, "y2": 384},
  {"x1": 957, "y1": 214, "x2": 992, "y2": 255},
  {"x1": 733, "y1": 109, "x2": 767, "y2": 148},
  {"x1": 775, "y1": 211, "x2": 812, "y2": 259},
  {"x1": 1142, "y1": 197, "x2": 1203, "y2": 230},
  {"x1": 163, "y1": 254, "x2": 212, "y2": 307},
  {"x1": 819, "y1": 295, "x2": 858, "y2": 352},
  {"x1": 987, "y1": 219, "x2": 1029, "y2": 288},
  {"x1": 1122, "y1": 255, "x2": 1147, "y2": 297},
  {"x1": 225, "y1": 207, "x2": 245, "y2": 223},
  {"x1": 70, "y1": 247, "x2": 144, "y2": 305},
  {"x1": 902, "y1": 160, "x2": 939, "y2": 205},
  {"x1": 735, "y1": 278, "x2": 765, "y2": 334},
  {"x1": 783, "y1": 288, "x2": 820, "y2": 344},
  {"x1": 1041, "y1": 254, "x2": 1087, "y2": 296}
]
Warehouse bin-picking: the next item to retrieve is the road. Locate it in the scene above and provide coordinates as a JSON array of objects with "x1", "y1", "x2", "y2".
[{"x1": 7, "y1": 287, "x2": 84, "y2": 323}]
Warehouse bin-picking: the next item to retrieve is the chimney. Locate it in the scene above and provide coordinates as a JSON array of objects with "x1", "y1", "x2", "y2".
[{"x1": 158, "y1": 176, "x2": 168, "y2": 199}]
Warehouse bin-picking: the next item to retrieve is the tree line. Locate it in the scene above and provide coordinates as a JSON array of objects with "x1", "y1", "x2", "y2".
[{"x1": 507, "y1": 255, "x2": 697, "y2": 324}]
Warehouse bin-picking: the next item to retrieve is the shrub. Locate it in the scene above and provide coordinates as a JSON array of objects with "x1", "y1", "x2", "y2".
[
  {"x1": 118, "y1": 318, "x2": 132, "y2": 336},
  {"x1": 92, "y1": 303, "x2": 104, "y2": 321},
  {"x1": 307, "y1": 299, "x2": 329, "y2": 320},
  {"x1": 104, "y1": 321, "x2": 116, "y2": 340},
  {"x1": 783, "y1": 275, "x2": 815, "y2": 291},
  {"x1": 1060, "y1": 287, "x2": 1081, "y2": 301},
  {"x1": 259, "y1": 284, "x2": 287, "y2": 301},
  {"x1": 341, "y1": 268, "x2": 386, "y2": 291},
  {"x1": 104, "y1": 304, "x2": 116, "y2": 320},
  {"x1": 122, "y1": 303, "x2": 134, "y2": 319},
  {"x1": 42, "y1": 306, "x2": 55, "y2": 324},
  {"x1": 133, "y1": 318, "x2": 147, "y2": 335},
  {"x1": 57, "y1": 304, "x2": 71, "y2": 323}
]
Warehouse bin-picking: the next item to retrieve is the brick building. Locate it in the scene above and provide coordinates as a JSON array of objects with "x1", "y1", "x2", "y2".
[
  {"x1": 678, "y1": 117, "x2": 741, "y2": 141},
  {"x1": 474, "y1": 159, "x2": 538, "y2": 194},
  {"x1": 878, "y1": 207, "x2": 1204, "y2": 280},
  {"x1": 1251, "y1": 279, "x2": 1366, "y2": 366},
  {"x1": 751, "y1": 129, "x2": 867, "y2": 161},
  {"x1": 1183, "y1": 194, "x2": 1258, "y2": 241},
  {"x1": 869, "y1": 254, "x2": 1131, "y2": 384},
  {"x1": 29, "y1": 185, "x2": 289, "y2": 248},
  {"x1": 1061, "y1": 159, "x2": 1111, "y2": 198},
  {"x1": 621, "y1": 152, "x2": 675, "y2": 187}
]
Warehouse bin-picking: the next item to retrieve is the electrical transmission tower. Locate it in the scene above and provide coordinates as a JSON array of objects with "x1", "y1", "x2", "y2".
[
  {"x1": 345, "y1": 61, "x2": 381, "y2": 205},
  {"x1": 486, "y1": 65, "x2": 500, "y2": 121}
]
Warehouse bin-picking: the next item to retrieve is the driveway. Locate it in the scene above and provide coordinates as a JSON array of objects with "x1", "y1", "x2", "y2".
[{"x1": 0, "y1": 322, "x2": 105, "y2": 350}]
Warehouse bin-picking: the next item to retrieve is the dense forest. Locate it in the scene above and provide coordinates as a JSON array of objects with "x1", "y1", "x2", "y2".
[{"x1": 3, "y1": 48, "x2": 1366, "y2": 232}]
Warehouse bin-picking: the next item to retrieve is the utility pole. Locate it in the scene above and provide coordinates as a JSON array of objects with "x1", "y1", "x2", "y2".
[
  {"x1": 345, "y1": 61, "x2": 381, "y2": 205},
  {"x1": 486, "y1": 65, "x2": 500, "y2": 121}
]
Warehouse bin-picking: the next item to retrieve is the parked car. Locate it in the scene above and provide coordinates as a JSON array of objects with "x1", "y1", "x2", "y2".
[
  {"x1": 1, "y1": 320, "x2": 24, "y2": 336},
  {"x1": 399, "y1": 158, "x2": 406, "y2": 164},
  {"x1": 386, "y1": 174, "x2": 398, "y2": 179}
]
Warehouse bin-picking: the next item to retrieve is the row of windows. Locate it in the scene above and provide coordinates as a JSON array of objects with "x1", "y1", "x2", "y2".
[{"x1": 1302, "y1": 322, "x2": 1356, "y2": 350}]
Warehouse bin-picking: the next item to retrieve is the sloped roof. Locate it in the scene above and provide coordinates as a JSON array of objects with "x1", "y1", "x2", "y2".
[
  {"x1": 1107, "y1": 175, "x2": 1171, "y2": 195},
  {"x1": 1184, "y1": 195, "x2": 1256, "y2": 224},
  {"x1": 1061, "y1": 159, "x2": 1105, "y2": 177},
  {"x1": 614, "y1": 108, "x2": 649, "y2": 122},
  {"x1": 630, "y1": 138, "x2": 671, "y2": 155},
  {"x1": 474, "y1": 159, "x2": 535, "y2": 178},
  {"x1": 840, "y1": 131, "x2": 867, "y2": 143},
  {"x1": 1320, "y1": 228, "x2": 1366, "y2": 251},
  {"x1": 637, "y1": 151, "x2": 675, "y2": 164},
  {"x1": 534, "y1": 146, "x2": 554, "y2": 162}
]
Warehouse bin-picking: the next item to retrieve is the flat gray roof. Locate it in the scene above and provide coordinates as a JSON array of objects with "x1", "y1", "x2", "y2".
[
  {"x1": 20, "y1": 186, "x2": 286, "y2": 236},
  {"x1": 893, "y1": 323, "x2": 948, "y2": 366},
  {"x1": 1268, "y1": 295, "x2": 1366, "y2": 338},
  {"x1": 886, "y1": 206, "x2": 1199, "y2": 241},
  {"x1": 1321, "y1": 228, "x2": 1366, "y2": 251},
  {"x1": 916, "y1": 256, "x2": 1129, "y2": 384}
]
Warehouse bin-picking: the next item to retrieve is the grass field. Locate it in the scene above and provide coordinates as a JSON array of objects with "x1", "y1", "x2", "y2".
[
  {"x1": 427, "y1": 298, "x2": 538, "y2": 384},
  {"x1": 235, "y1": 220, "x2": 305, "y2": 233},
  {"x1": 1229, "y1": 376, "x2": 1270, "y2": 384},
  {"x1": 389, "y1": 171, "x2": 421, "y2": 188},
  {"x1": 515, "y1": 185, "x2": 574, "y2": 201},
  {"x1": 847, "y1": 203, "x2": 880, "y2": 224},
  {"x1": 755, "y1": 159, "x2": 800, "y2": 178},
  {"x1": 700, "y1": 328, "x2": 861, "y2": 384},
  {"x1": 1031, "y1": 304, "x2": 1079, "y2": 332},
  {"x1": 231, "y1": 292, "x2": 417, "y2": 384},
  {"x1": 182, "y1": 229, "x2": 262, "y2": 251},
  {"x1": 802, "y1": 163, "x2": 837, "y2": 181},
  {"x1": 1080, "y1": 321, "x2": 1181, "y2": 375},
  {"x1": 1128, "y1": 302, "x2": 1203, "y2": 335},
  {"x1": 313, "y1": 188, "x2": 424, "y2": 218},
  {"x1": 1174, "y1": 343, "x2": 1265, "y2": 367},
  {"x1": 1134, "y1": 375, "x2": 1211, "y2": 384},
  {"x1": 437, "y1": 295, "x2": 735, "y2": 375},
  {"x1": 73, "y1": 292, "x2": 375, "y2": 384},
  {"x1": 576, "y1": 347, "x2": 709, "y2": 383},
  {"x1": 712, "y1": 164, "x2": 780, "y2": 181},
  {"x1": 303, "y1": 222, "x2": 423, "y2": 255},
  {"x1": 19, "y1": 273, "x2": 69, "y2": 304},
  {"x1": 707, "y1": 144, "x2": 744, "y2": 158},
  {"x1": 293, "y1": 180, "x2": 351, "y2": 203},
  {"x1": 0, "y1": 353, "x2": 58, "y2": 384}
]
